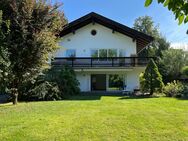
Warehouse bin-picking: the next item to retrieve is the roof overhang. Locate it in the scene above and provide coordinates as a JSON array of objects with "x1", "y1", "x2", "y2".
[{"x1": 59, "y1": 12, "x2": 154, "y2": 54}]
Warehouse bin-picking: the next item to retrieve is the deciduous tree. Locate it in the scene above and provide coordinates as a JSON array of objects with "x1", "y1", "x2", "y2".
[
  {"x1": 133, "y1": 16, "x2": 170, "y2": 57},
  {"x1": 0, "y1": 0, "x2": 67, "y2": 104},
  {"x1": 145, "y1": 0, "x2": 188, "y2": 25},
  {"x1": 159, "y1": 48, "x2": 188, "y2": 82}
]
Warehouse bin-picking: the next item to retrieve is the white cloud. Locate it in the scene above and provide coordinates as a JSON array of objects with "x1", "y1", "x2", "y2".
[{"x1": 170, "y1": 43, "x2": 188, "y2": 51}]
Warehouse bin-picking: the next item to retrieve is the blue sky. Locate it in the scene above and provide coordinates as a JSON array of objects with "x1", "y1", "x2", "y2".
[{"x1": 55, "y1": 0, "x2": 188, "y2": 44}]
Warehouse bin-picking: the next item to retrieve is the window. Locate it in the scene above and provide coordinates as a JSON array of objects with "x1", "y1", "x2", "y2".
[
  {"x1": 108, "y1": 49, "x2": 117, "y2": 57},
  {"x1": 91, "y1": 49, "x2": 118, "y2": 60},
  {"x1": 91, "y1": 49, "x2": 98, "y2": 58},
  {"x1": 108, "y1": 74, "x2": 124, "y2": 90},
  {"x1": 99, "y1": 49, "x2": 107, "y2": 61},
  {"x1": 91, "y1": 29, "x2": 97, "y2": 36},
  {"x1": 99, "y1": 49, "x2": 107, "y2": 57},
  {"x1": 119, "y1": 49, "x2": 126, "y2": 57},
  {"x1": 66, "y1": 49, "x2": 76, "y2": 57}
]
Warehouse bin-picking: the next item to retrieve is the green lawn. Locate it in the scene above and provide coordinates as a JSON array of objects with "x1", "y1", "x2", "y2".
[{"x1": 0, "y1": 96, "x2": 188, "y2": 141}]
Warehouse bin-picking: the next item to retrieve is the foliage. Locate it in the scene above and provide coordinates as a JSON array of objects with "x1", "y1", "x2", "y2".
[
  {"x1": 0, "y1": 0, "x2": 67, "y2": 104},
  {"x1": 182, "y1": 84, "x2": 188, "y2": 97},
  {"x1": 181, "y1": 66, "x2": 188, "y2": 77},
  {"x1": 139, "y1": 72, "x2": 145, "y2": 92},
  {"x1": 163, "y1": 81, "x2": 184, "y2": 97},
  {"x1": 141, "y1": 59, "x2": 164, "y2": 95},
  {"x1": 0, "y1": 11, "x2": 10, "y2": 93},
  {"x1": 19, "y1": 65, "x2": 80, "y2": 101},
  {"x1": 47, "y1": 65, "x2": 80, "y2": 98},
  {"x1": 133, "y1": 16, "x2": 170, "y2": 57},
  {"x1": 145, "y1": 0, "x2": 188, "y2": 25},
  {"x1": 28, "y1": 81, "x2": 61, "y2": 101},
  {"x1": 159, "y1": 49, "x2": 188, "y2": 82}
]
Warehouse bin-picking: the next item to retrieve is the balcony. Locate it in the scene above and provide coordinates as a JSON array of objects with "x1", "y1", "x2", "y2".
[{"x1": 51, "y1": 57, "x2": 153, "y2": 68}]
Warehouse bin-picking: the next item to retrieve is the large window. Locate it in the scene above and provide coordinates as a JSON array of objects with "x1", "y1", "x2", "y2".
[
  {"x1": 119, "y1": 49, "x2": 126, "y2": 57},
  {"x1": 108, "y1": 74, "x2": 124, "y2": 90},
  {"x1": 91, "y1": 49, "x2": 98, "y2": 58},
  {"x1": 66, "y1": 49, "x2": 76, "y2": 57},
  {"x1": 91, "y1": 49, "x2": 118, "y2": 60},
  {"x1": 108, "y1": 49, "x2": 117, "y2": 57}
]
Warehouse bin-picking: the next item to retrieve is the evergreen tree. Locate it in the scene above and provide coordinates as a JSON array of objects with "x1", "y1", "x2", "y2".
[{"x1": 141, "y1": 59, "x2": 164, "y2": 95}]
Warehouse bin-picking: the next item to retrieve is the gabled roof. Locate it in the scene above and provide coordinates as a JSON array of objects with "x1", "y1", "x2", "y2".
[{"x1": 59, "y1": 12, "x2": 154, "y2": 53}]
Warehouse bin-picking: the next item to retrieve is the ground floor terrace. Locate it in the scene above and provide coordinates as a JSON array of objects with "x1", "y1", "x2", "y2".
[{"x1": 75, "y1": 67, "x2": 144, "y2": 92}]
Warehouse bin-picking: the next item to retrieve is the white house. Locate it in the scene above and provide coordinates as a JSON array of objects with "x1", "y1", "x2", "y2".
[{"x1": 53, "y1": 12, "x2": 153, "y2": 92}]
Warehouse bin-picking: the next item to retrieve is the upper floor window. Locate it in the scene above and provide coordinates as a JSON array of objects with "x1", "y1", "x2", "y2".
[
  {"x1": 108, "y1": 49, "x2": 117, "y2": 57},
  {"x1": 119, "y1": 49, "x2": 126, "y2": 57},
  {"x1": 91, "y1": 49, "x2": 118, "y2": 57},
  {"x1": 91, "y1": 49, "x2": 98, "y2": 57},
  {"x1": 66, "y1": 49, "x2": 76, "y2": 57}
]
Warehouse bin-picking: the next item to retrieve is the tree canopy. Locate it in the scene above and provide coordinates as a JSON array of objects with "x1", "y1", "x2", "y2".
[
  {"x1": 145, "y1": 0, "x2": 188, "y2": 25},
  {"x1": 0, "y1": 0, "x2": 67, "y2": 104},
  {"x1": 159, "y1": 48, "x2": 188, "y2": 82},
  {"x1": 133, "y1": 16, "x2": 170, "y2": 57}
]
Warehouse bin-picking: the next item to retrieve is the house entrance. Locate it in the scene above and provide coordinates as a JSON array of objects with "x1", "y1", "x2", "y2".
[{"x1": 91, "y1": 74, "x2": 106, "y2": 91}]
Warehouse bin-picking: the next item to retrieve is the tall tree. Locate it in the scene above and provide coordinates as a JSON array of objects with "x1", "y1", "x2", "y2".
[
  {"x1": 159, "y1": 48, "x2": 188, "y2": 82},
  {"x1": 133, "y1": 16, "x2": 170, "y2": 57},
  {"x1": 0, "y1": 10, "x2": 10, "y2": 93},
  {"x1": 0, "y1": 0, "x2": 67, "y2": 104},
  {"x1": 141, "y1": 59, "x2": 164, "y2": 95}
]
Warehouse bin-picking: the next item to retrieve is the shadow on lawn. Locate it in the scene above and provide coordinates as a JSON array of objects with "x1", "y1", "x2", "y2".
[
  {"x1": 67, "y1": 93, "x2": 124, "y2": 101},
  {"x1": 68, "y1": 95, "x2": 102, "y2": 101},
  {"x1": 119, "y1": 95, "x2": 159, "y2": 100},
  {"x1": 176, "y1": 96, "x2": 188, "y2": 100}
]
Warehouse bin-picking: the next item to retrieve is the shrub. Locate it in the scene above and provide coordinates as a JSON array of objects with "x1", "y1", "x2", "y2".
[
  {"x1": 28, "y1": 81, "x2": 61, "y2": 101},
  {"x1": 181, "y1": 66, "x2": 188, "y2": 77},
  {"x1": 163, "y1": 81, "x2": 184, "y2": 97},
  {"x1": 181, "y1": 84, "x2": 188, "y2": 98},
  {"x1": 19, "y1": 65, "x2": 80, "y2": 101},
  {"x1": 46, "y1": 65, "x2": 80, "y2": 97}
]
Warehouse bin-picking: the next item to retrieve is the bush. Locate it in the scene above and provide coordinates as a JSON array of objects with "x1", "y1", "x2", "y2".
[
  {"x1": 181, "y1": 84, "x2": 188, "y2": 98},
  {"x1": 28, "y1": 81, "x2": 61, "y2": 101},
  {"x1": 181, "y1": 66, "x2": 188, "y2": 77},
  {"x1": 46, "y1": 65, "x2": 80, "y2": 97},
  {"x1": 19, "y1": 65, "x2": 80, "y2": 101},
  {"x1": 163, "y1": 81, "x2": 184, "y2": 97}
]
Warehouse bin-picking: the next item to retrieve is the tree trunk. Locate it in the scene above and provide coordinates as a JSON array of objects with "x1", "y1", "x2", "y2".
[
  {"x1": 149, "y1": 89, "x2": 153, "y2": 96},
  {"x1": 11, "y1": 88, "x2": 18, "y2": 105}
]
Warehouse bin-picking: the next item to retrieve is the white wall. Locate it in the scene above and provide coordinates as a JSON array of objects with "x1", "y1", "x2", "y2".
[
  {"x1": 55, "y1": 23, "x2": 143, "y2": 92},
  {"x1": 76, "y1": 68, "x2": 144, "y2": 92},
  {"x1": 126, "y1": 68, "x2": 145, "y2": 91},
  {"x1": 55, "y1": 23, "x2": 136, "y2": 57},
  {"x1": 76, "y1": 73, "x2": 90, "y2": 92}
]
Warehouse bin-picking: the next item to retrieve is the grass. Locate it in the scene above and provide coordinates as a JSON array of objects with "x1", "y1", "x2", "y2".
[{"x1": 0, "y1": 96, "x2": 188, "y2": 141}]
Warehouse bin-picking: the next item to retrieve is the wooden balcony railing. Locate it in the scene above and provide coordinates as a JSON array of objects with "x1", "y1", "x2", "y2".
[{"x1": 51, "y1": 57, "x2": 153, "y2": 68}]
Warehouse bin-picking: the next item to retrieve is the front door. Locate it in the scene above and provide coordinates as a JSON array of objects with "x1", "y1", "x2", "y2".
[{"x1": 91, "y1": 74, "x2": 106, "y2": 91}]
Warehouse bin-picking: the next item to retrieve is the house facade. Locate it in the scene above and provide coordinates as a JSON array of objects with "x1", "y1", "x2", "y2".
[{"x1": 52, "y1": 12, "x2": 153, "y2": 92}]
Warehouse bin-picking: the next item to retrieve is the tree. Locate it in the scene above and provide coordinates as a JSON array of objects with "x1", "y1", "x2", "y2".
[
  {"x1": 141, "y1": 59, "x2": 164, "y2": 95},
  {"x1": 133, "y1": 16, "x2": 170, "y2": 57},
  {"x1": 0, "y1": 0, "x2": 67, "y2": 104},
  {"x1": 145, "y1": 0, "x2": 188, "y2": 25},
  {"x1": 0, "y1": 10, "x2": 10, "y2": 93},
  {"x1": 159, "y1": 48, "x2": 188, "y2": 82},
  {"x1": 181, "y1": 66, "x2": 188, "y2": 77}
]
